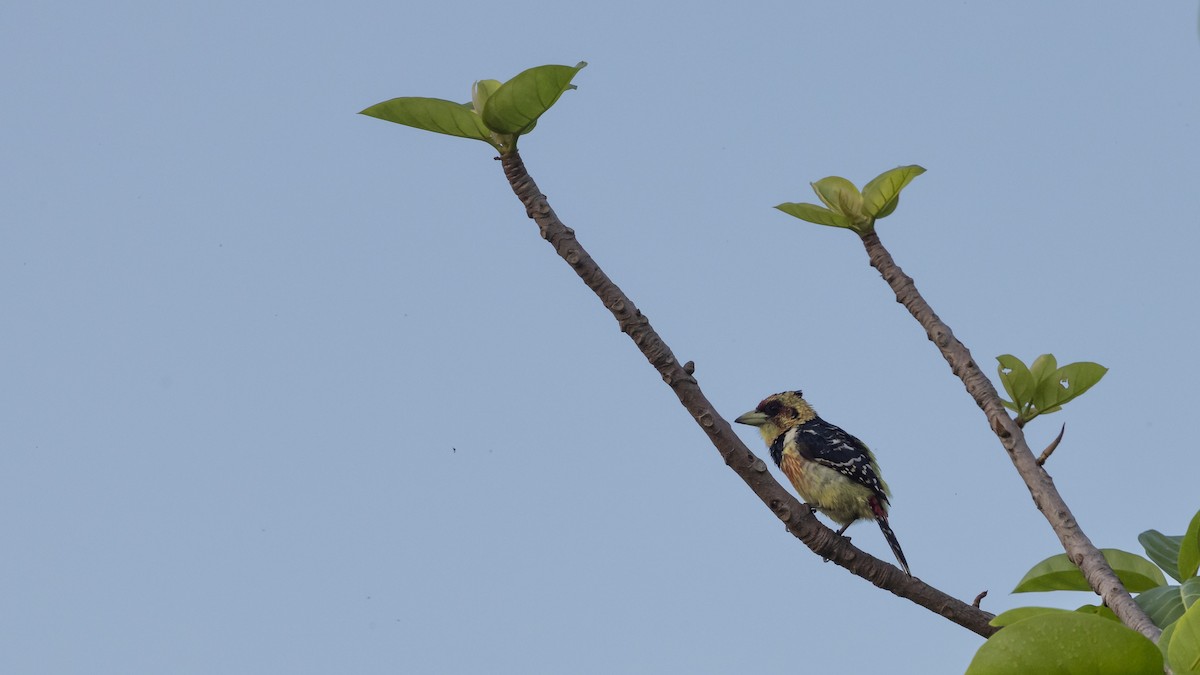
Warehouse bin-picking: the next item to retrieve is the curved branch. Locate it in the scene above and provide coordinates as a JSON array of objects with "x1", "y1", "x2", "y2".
[
  {"x1": 858, "y1": 230, "x2": 1159, "y2": 641},
  {"x1": 499, "y1": 150, "x2": 997, "y2": 638}
]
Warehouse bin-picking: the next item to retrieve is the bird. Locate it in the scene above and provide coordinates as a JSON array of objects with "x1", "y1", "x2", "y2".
[{"x1": 735, "y1": 390, "x2": 910, "y2": 576}]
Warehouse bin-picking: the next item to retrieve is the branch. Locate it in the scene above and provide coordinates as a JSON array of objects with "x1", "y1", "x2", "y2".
[
  {"x1": 858, "y1": 230, "x2": 1160, "y2": 641},
  {"x1": 499, "y1": 150, "x2": 997, "y2": 638}
]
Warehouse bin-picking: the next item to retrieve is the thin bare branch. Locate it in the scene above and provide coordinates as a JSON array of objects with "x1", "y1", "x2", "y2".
[
  {"x1": 858, "y1": 229, "x2": 1159, "y2": 641},
  {"x1": 498, "y1": 150, "x2": 997, "y2": 638},
  {"x1": 1037, "y1": 424, "x2": 1066, "y2": 466}
]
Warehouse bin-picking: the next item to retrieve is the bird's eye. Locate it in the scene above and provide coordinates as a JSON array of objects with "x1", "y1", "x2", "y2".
[{"x1": 761, "y1": 401, "x2": 782, "y2": 416}]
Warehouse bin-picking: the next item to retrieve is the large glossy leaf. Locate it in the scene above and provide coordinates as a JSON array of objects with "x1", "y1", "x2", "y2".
[
  {"x1": 1136, "y1": 585, "x2": 1186, "y2": 628},
  {"x1": 1140, "y1": 529, "x2": 1185, "y2": 583},
  {"x1": 810, "y1": 176, "x2": 864, "y2": 220},
  {"x1": 861, "y1": 165, "x2": 925, "y2": 219},
  {"x1": 1075, "y1": 604, "x2": 1120, "y2": 622},
  {"x1": 1168, "y1": 599, "x2": 1200, "y2": 674},
  {"x1": 997, "y1": 354, "x2": 1035, "y2": 411},
  {"x1": 481, "y1": 62, "x2": 586, "y2": 135},
  {"x1": 1014, "y1": 549, "x2": 1167, "y2": 593},
  {"x1": 965, "y1": 611, "x2": 1162, "y2": 674},
  {"x1": 1159, "y1": 620, "x2": 1178, "y2": 666},
  {"x1": 359, "y1": 97, "x2": 492, "y2": 143},
  {"x1": 1033, "y1": 361, "x2": 1108, "y2": 413},
  {"x1": 775, "y1": 202, "x2": 854, "y2": 229},
  {"x1": 990, "y1": 606, "x2": 1064, "y2": 627},
  {"x1": 1181, "y1": 509, "x2": 1200, "y2": 580},
  {"x1": 1184, "y1": 577, "x2": 1200, "y2": 608}
]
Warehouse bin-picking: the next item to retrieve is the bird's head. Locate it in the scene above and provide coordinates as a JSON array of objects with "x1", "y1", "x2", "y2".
[{"x1": 734, "y1": 390, "x2": 817, "y2": 444}]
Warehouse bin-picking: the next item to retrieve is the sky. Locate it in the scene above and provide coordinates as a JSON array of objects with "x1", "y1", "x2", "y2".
[{"x1": 3, "y1": 2, "x2": 1199, "y2": 673}]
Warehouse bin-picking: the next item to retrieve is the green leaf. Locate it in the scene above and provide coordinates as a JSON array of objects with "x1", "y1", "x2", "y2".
[
  {"x1": 1181, "y1": 509, "x2": 1200, "y2": 580},
  {"x1": 965, "y1": 612, "x2": 1162, "y2": 675},
  {"x1": 1029, "y1": 354, "x2": 1059, "y2": 387},
  {"x1": 1136, "y1": 585, "x2": 1186, "y2": 628},
  {"x1": 1033, "y1": 361, "x2": 1108, "y2": 411},
  {"x1": 1184, "y1": 577, "x2": 1200, "y2": 608},
  {"x1": 873, "y1": 194, "x2": 900, "y2": 219},
  {"x1": 1014, "y1": 549, "x2": 1168, "y2": 593},
  {"x1": 359, "y1": 97, "x2": 493, "y2": 143},
  {"x1": 1026, "y1": 354, "x2": 1064, "y2": 415},
  {"x1": 471, "y1": 79, "x2": 502, "y2": 114},
  {"x1": 810, "y1": 176, "x2": 864, "y2": 221},
  {"x1": 1169, "y1": 599, "x2": 1200, "y2": 673},
  {"x1": 481, "y1": 62, "x2": 586, "y2": 136},
  {"x1": 1140, "y1": 529, "x2": 1185, "y2": 583},
  {"x1": 990, "y1": 606, "x2": 1067, "y2": 627},
  {"x1": 1075, "y1": 604, "x2": 1120, "y2": 622},
  {"x1": 861, "y1": 165, "x2": 925, "y2": 219},
  {"x1": 997, "y1": 354, "x2": 1035, "y2": 412},
  {"x1": 1159, "y1": 620, "x2": 1178, "y2": 666},
  {"x1": 774, "y1": 202, "x2": 855, "y2": 229}
]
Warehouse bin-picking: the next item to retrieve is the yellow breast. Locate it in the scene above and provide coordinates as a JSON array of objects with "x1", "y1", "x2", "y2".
[{"x1": 778, "y1": 446, "x2": 877, "y2": 526}]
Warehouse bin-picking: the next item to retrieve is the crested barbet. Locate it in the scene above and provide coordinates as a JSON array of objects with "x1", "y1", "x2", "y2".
[{"x1": 736, "y1": 390, "x2": 910, "y2": 575}]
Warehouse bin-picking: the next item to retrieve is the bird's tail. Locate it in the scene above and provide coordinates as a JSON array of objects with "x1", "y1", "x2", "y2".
[{"x1": 875, "y1": 515, "x2": 911, "y2": 576}]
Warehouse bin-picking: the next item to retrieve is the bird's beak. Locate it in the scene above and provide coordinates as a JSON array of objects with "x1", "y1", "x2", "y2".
[{"x1": 734, "y1": 410, "x2": 768, "y2": 427}]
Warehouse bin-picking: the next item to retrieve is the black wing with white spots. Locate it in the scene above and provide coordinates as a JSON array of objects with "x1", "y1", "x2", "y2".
[{"x1": 790, "y1": 416, "x2": 890, "y2": 505}]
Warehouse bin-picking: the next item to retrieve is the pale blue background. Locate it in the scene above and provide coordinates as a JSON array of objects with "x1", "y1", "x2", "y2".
[{"x1": 4, "y1": 2, "x2": 1199, "y2": 673}]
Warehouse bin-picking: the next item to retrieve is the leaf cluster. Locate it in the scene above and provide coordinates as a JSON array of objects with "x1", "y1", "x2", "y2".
[
  {"x1": 996, "y1": 354, "x2": 1107, "y2": 426},
  {"x1": 359, "y1": 62, "x2": 586, "y2": 154},
  {"x1": 775, "y1": 166, "x2": 925, "y2": 235},
  {"x1": 967, "y1": 509, "x2": 1200, "y2": 674}
]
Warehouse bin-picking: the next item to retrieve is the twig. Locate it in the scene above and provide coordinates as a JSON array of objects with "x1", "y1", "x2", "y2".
[
  {"x1": 498, "y1": 150, "x2": 997, "y2": 638},
  {"x1": 972, "y1": 591, "x2": 988, "y2": 609},
  {"x1": 858, "y1": 230, "x2": 1159, "y2": 641},
  {"x1": 1036, "y1": 424, "x2": 1066, "y2": 466}
]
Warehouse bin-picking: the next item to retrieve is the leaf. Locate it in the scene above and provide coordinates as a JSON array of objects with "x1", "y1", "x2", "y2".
[
  {"x1": 359, "y1": 96, "x2": 493, "y2": 143},
  {"x1": 1140, "y1": 529, "x2": 1185, "y2": 583},
  {"x1": 1032, "y1": 361, "x2": 1108, "y2": 413},
  {"x1": 990, "y1": 606, "x2": 1067, "y2": 627},
  {"x1": 810, "y1": 176, "x2": 864, "y2": 220},
  {"x1": 996, "y1": 354, "x2": 1035, "y2": 412},
  {"x1": 873, "y1": 194, "x2": 901, "y2": 219},
  {"x1": 1169, "y1": 599, "x2": 1200, "y2": 674},
  {"x1": 1075, "y1": 604, "x2": 1120, "y2": 622},
  {"x1": 861, "y1": 165, "x2": 925, "y2": 219},
  {"x1": 1159, "y1": 620, "x2": 1178, "y2": 666},
  {"x1": 1184, "y1": 577, "x2": 1200, "y2": 609},
  {"x1": 1014, "y1": 549, "x2": 1167, "y2": 593},
  {"x1": 1181, "y1": 509, "x2": 1200, "y2": 580},
  {"x1": 481, "y1": 62, "x2": 587, "y2": 136},
  {"x1": 1030, "y1": 354, "x2": 1059, "y2": 387},
  {"x1": 775, "y1": 202, "x2": 855, "y2": 229},
  {"x1": 965, "y1": 612, "x2": 1162, "y2": 675},
  {"x1": 471, "y1": 79, "x2": 503, "y2": 114},
  {"x1": 1136, "y1": 585, "x2": 1186, "y2": 628}
]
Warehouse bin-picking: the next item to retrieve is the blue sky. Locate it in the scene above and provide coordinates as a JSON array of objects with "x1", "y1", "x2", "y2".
[{"x1": 4, "y1": 2, "x2": 1199, "y2": 673}]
